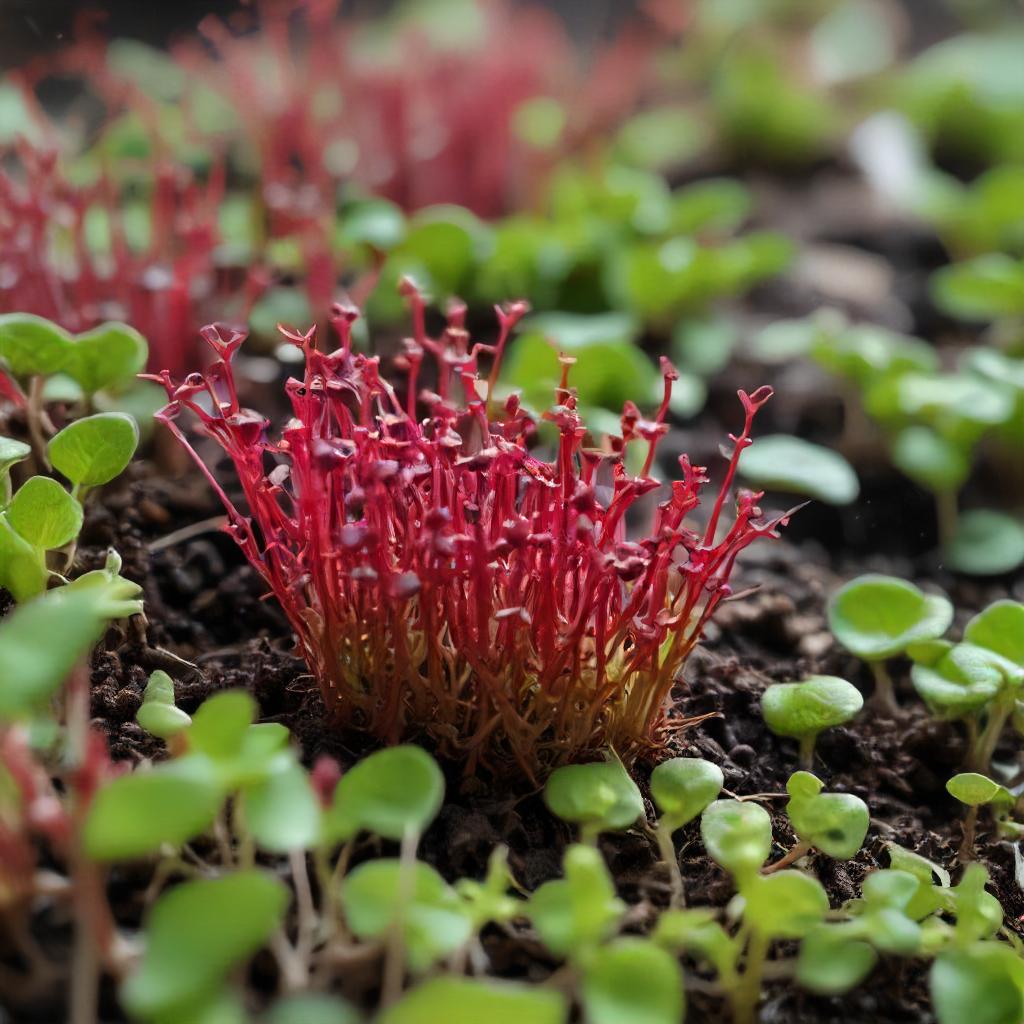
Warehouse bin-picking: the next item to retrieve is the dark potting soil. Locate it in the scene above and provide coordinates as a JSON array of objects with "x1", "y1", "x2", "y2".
[{"x1": 27, "y1": 447, "x2": 1014, "y2": 1024}]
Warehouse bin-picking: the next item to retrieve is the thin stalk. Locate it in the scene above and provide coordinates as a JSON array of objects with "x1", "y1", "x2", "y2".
[
  {"x1": 381, "y1": 828, "x2": 419, "y2": 1007},
  {"x1": 762, "y1": 839, "x2": 812, "y2": 875},
  {"x1": 798, "y1": 735, "x2": 816, "y2": 770},
  {"x1": 732, "y1": 929, "x2": 771, "y2": 1024},
  {"x1": 26, "y1": 376, "x2": 52, "y2": 471},
  {"x1": 869, "y1": 661, "x2": 898, "y2": 716},
  {"x1": 958, "y1": 806, "x2": 978, "y2": 864},
  {"x1": 970, "y1": 694, "x2": 1014, "y2": 774},
  {"x1": 655, "y1": 822, "x2": 686, "y2": 908}
]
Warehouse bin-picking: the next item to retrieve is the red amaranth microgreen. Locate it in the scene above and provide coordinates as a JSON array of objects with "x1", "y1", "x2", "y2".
[
  {"x1": 0, "y1": 140, "x2": 258, "y2": 376},
  {"x1": 148, "y1": 284, "x2": 785, "y2": 773}
]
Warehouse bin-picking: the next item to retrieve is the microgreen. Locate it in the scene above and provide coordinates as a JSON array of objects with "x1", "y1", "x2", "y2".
[
  {"x1": 828, "y1": 574, "x2": 953, "y2": 713},
  {"x1": 152, "y1": 288, "x2": 784, "y2": 769},
  {"x1": 136, "y1": 670, "x2": 192, "y2": 740},
  {"x1": 581, "y1": 938, "x2": 685, "y2": 1024},
  {"x1": 761, "y1": 676, "x2": 863, "y2": 767},
  {"x1": 379, "y1": 977, "x2": 567, "y2": 1024},
  {"x1": 83, "y1": 758, "x2": 225, "y2": 861},
  {"x1": 48, "y1": 412, "x2": 139, "y2": 493},
  {"x1": 0, "y1": 572, "x2": 141, "y2": 720},
  {"x1": 910, "y1": 599, "x2": 1024, "y2": 772},
  {"x1": 326, "y1": 745, "x2": 445, "y2": 843},
  {"x1": 122, "y1": 871, "x2": 288, "y2": 1022},
  {"x1": 650, "y1": 756, "x2": 723, "y2": 905},
  {"x1": 528, "y1": 844, "x2": 626, "y2": 959},
  {"x1": 784, "y1": 770, "x2": 869, "y2": 861},
  {"x1": 700, "y1": 799, "x2": 773, "y2": 887},
  {"x1": 543, "y1": 759, "x2": 644, "y2": 843},
  {"x1": 737, "y1": 434, "x2": 859, "y2": 505},
  {"x1": 930, "y1": 943, "x2": 1024, "y2": 1024},
  {"x1": 0, "y1": 435, "x2": 30, "y2": 505},
  {"x1": 341, "y1": 859, "x2": 472, "y2": 972}
]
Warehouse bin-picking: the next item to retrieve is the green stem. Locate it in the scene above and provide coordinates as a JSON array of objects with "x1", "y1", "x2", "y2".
[
  {"x1": 970, "y1": 694, "x2": 1014, "y2": 774},
  {"x1": 958, "y1": 806, "x2": 978, "y2": 864},
  {"x1": 655, "y1": 822, "x2": 686, "y2": 908},
  {"x1": 869, "y1": 661, "x2": 898, "y2": 716},
  {"x1": 732, "y1": 930, "x2": 771, "y2": 1024},
  {"x1": 381, "y1": 828, "x2": 419, "y2": 1007},
  {"x1": 798, "y1": 735, "x2": 816, "y2": 770}
]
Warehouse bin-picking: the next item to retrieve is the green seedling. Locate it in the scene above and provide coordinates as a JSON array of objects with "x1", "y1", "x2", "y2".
[
  {"x1": 944, "y1": 509, "x2": 1024, "y2": 577},
  {"x1": 325, "y1": 744, "x2": 445, "y2": 844},
  {"x1": 780, "y1": 771, "x2": 869, "y2": 868},
  {"x1": 657, "y1": 865, "x2": 828, "y2": 1024},
  {"x1": 737, "y1": 434, "x2": 859, "y2": 505},
  {"x1": 650, "y1": 756, "x2": 724, "y2": 906},
  {"x1": 0, "y1": 435, "x2": 30, "y2": 505},
  {"x1": 378, "y1": 977, "x2": 568, "y2": 1024},
  {"x1": 0, "y1": 314, "x2": 147, "y2": 466},
  {"x1": 543, "y1": 758, "x2": 644, "y2": 844},
  {"x1": 47, "y1": 412, "x2": 139, "y2": 496},
  {"x1": 0, "y1": 568, "x2": 143, "y2": 721},
  {"x1": 581, "y1": 937, "x2": 684, "y2": 1024},
  {"x1": 930, "y1": 942, "x2": 1024, "y2": 1024},
  {"x1": 866, "y1": 370, "x2": 1015, "y2": 549},
  {"x1": 700, "y1": 798, "x2": 772, "y2": 888},
  {"x1": 828, "y1": 574, "x2": 953, "y2": 714},
  {"x1": 341, "y1": 859, "x2": 472, "y2": 973},
  {"x1": 121, "y1": 870, "x2": 288, "y2": 1022},
  {"x1": 911, "y1": 600, "x2": 1024, "y2": 772},
  {"x1": 263, "y1": 994, "x2": 362, "y2": 1024},
  {"x1": 946, "y1": 773, "x2": 1016, "y2": 860},
  {"x1": 797, "y1": 869, "x2": 924, "y2": 995},
  {"x1": 761, "y1": 676, "x2": 863, "y2": 767},
  {"x1": 455, "y1": 847, "x2": 519, "y2": 930},
  {"x1": 136, "y1": 669, "x2": 192, "y2": 741},
  {"x1": 528, "y1": 843, "x2": 626, "y2": 960},
  {"x1": 932, "y1": 254, "x2": 1024, "y2": 323}
]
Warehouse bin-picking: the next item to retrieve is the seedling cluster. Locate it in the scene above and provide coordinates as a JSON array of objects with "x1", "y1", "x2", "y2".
[{"x1": 4, "y1": 1, "x2": 1024, "y2": 1022}]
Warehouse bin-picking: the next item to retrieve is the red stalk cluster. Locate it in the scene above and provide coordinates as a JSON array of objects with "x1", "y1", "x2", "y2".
[
  {"x1": 0, "y1": 140, "x2": 261, "y2": 376},
  {"x1": 148, "y1": 284, "x2": 784, "y2": 773},
  {"x1": 174, "y1": 0, "x2": 659, "y2": 218}
]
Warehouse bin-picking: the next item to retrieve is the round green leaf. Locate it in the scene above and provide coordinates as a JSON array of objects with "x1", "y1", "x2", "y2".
[
  {"x1": 0, "y1": 514, "x2": 48, "y2": 601},
  {"x1": 341, "y1": 859, "x2": 471, "y2": 972},
  {"x1": 738, "y1": 434, "x2": 859, "y2": 505},
  {"x1": 891, "y1": 426, "x2": 970, "y2": 493},
  {"x1": 743, "y1": 870, "x2": 829, "y2": 939},
  {"x1": 379, "y1": 977, "x2": 567, "y2": 1024},
  {"x1": 0, "y1": 313, "x2": 72, "y2": 377},
  {"x1": 188, "y1": 691, "x2": 258, "y2": 760},
  {"x1": 945, "y1": 510, "x2": 1024, "y2": 576},
  {"x1": 0, "y1": 586, "x2": 113, "y2": 718},
  {"x1": 651, "y1": 757, "x2": 724, "y2": 831},
  {"x1": 48, "y1": 412, "x2": 139, "y2": 488},
  {"x1": 762, "y1": 676, "x2": 863, "y2": 743},
  {"x1": 122, "y1": 870, "x2": 288, "y2": 1020},
  {"x1": 930, "y1": 944, "x2": 1024, "y2": 1024},
  {"x1": 700, "y1": 799, "x2": 772, "y2": 880},
  {"x1": 336, "y1": 198, "x2": 407, "y2": 251},
  {"x1": 931, "y1": 254, "x2": 1024, "y2": 321},
  {"x1": 796, "y1": 926, "x2": 876, "y2": 995},
  {"x1": 328, "y1": 745, "x2": 444, "y2": 842},
  {"x1": 786, "y1": 774, "x2": 869, "y2": 860},
  {"x1": 84, "y1": 759, "x2": 224, "y2": 860},
  {"x1": 964, "y1": 600, "x2": 1024, "y2": 667},
  {"x1": 0, "y1": 436, "x2": 31, "y2": 477},
  {"x1": 243, "y1": 758, "x2": 322, "y2": 853},
  {"x1": 544, "y1": 760, "x2": 644, "y2": 838},
  {"x1": 946, "y1": 772, "x2": 1009, "y2": 807},
  {"x1": 64, "y1": 322, "x2": 149, "y2": 394},
  {"x1": 911, "y1": 644, "x2": 1005, "y2": 718},
  {"x1": 581, "y1": 938, "x2": 684, "y2": 1024},
  {"x1": 828, "y1": 574, "x2": 953, "y2": 661},
  {"x1": 7, "y1": 476, "x2": 82, "y2": 550},
  {"x1": 264, "y1": 994, "x2": 362, "y2": 1024}
]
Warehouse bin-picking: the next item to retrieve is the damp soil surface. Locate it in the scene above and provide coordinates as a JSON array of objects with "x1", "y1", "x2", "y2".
[{"x1": 41, "y1": 437, "x2": 1018, "y2": 1024}]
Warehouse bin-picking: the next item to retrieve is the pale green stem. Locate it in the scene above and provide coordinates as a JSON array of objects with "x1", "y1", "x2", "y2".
[{"x1": 655, "y1": 822, "x2": 686, "y2": 908}]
